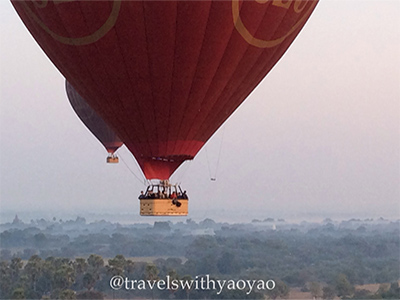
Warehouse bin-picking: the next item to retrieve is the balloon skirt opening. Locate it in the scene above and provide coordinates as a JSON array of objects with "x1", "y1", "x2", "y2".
[{"x1": 139, "y1": 157, "x2": 192, "y2": 180}]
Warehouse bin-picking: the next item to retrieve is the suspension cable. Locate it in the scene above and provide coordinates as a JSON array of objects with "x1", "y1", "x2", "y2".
[
  {"x1": 214, "y1": 125, "x2": 226, "y2": 180},
  {"x1": 205, "y1": 125, "x2": 226, "y2": 181},
  {"x1": 119, "y1": 152, "x2": 146, "y2": 186},
  {"x1": 205, "y1": 146, "x2": 215, "y2": 181}
]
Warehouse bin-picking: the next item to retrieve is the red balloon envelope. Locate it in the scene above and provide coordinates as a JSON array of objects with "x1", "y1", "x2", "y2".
[
  {"x1": 12, "y1": 0, "x2": 318, "y2": 179},
  {"x1": 66, "y1": 80, "x2": 123, "y2": 156}
]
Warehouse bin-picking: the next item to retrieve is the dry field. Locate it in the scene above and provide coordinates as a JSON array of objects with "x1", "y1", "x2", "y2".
[{"x1": 287, "y1": 281, "x2": 400, "y2": 299}]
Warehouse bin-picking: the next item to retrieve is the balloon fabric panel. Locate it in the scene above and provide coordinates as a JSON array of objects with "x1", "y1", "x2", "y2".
[{"x1": 66, "y1": 81, "x2": 123, "y2": 154}]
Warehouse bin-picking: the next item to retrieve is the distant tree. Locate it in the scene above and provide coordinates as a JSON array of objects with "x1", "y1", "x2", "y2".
[
  {"x1": 11, "y1": 287, "x2": 25, "y2": 299},
  {"x1": 159, "y1": 257, "x2": 181, "y2": 277},
  {"x1": 76, "y1": 290, "x2": 104, "y2": 299},
  {"x1": 40, "y1": 257, "x2": 57, "y2": 294},
  {"x1": 356, "y1": 226, "x2": 367, "y2": 233},
  {"x1": 151, "y1": 258, "x2": 164, "y2": 275},
  {"x1": 186, "y1": 236, "x2": 219, "y2": 273},
  {"x1": 110, "y1": 233, "x2": 130, "y2": 255},
  {"x1": 74, "y1": 258, "x2": 88, "y2": 276},
  {"x1": 374, "y1": 283, "x2": 397, "y2": 299},
  {"x1": 335, "y1": 274, "x2": 354, "y2": 298},
  {"x1": 266, "y1": 279, "x2": 289, "y2": 299},
  {"x1": 124, "y1": 258, "x2": 135, "y2": 275},
  {"x1": 145, "y1": 264, "x2": 159, "y2": 300},
  {"x1": 182, "y1": 219, "x2": 198, "y2": 230},
  {"x1": 199, "y1": 218, "x2": 216, "y2": 228},
  {"x1": 197, "y1": 253, "x2": 219, "y2": 275},
  {"x1": 24, "y1": 255, "x2": 43, "y2": 293},
  {"x1": 180, "y1": 259, "x2": 197, "y2": 276},
  {"x1": 54, "y1": 264, "x2": 75, "y2": 290},
  {"x1": 154, "y1": 221, "x2": 171, "y2": 231},
  {"x1": 163, "y1": 269, "x2": 180, "y2": 298},
  {"x1": 264, "y1": 218, "x2": 275, "y2": 222},
  {"x1": 87, "y1": 254, "x2": 104, "y2": 286},
  {"x1": 0, "y1": 231, "x2": 12, "y2": 247},
  {"x1": 50, "y1": 288, "x2": 62, "y2": 299},
  {"x1": 284, "y1": 270, "x2": 310, "y2": 287},
  {"x1": 33, "y1": 233, "x2": 47, "y2": 248},
  {"x1": 59, "y1": 289, "x2": 76, "y2": 299},
  {"x1": 322, "y1": 286, "x2": 335, "y2": 300},
  {"x1": 82, "y1": 273, "x2": 96, "y2": 291},
  {"x1": 106, "y1": 254, "x2": 126, "y2": 276},
  {"x1": 87, "y1": 255, "x2": 104, "y2": 272},
  {"x1": 217, "y1": 251, "x2": 240, "y2": 274},
  {"x1": 75, "y1": 217, "x2": 86, "y2": 224},
  {"x1": 10, "y1": 257, "x2": 23, "y2": 282},
  {"x1": 0, "y1": 261, "x2": 12, "y2": 298},
  {"x1": 129, "y1": 261, "x2": 147, "y2": 279},
  {"x1": 167, "y1": 269, "x2": 179, "y2": 281},
  {"x1": 145, "y1": 264, "x2": 159, "y2": 281},
  {"x1": 310, "y1": 282, "x2": 322, "y2": 299},
  {"x1": 283, "y1": 271, "x2": 304, "y2": 286},
  {"x1": 381, "y1": 282, "x2": 400, "y2": 299}
]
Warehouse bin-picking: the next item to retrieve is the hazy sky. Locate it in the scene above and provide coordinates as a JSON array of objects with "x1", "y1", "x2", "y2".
[{"x1": 1, "y1": 1, "x2": 399, "y2": 223}]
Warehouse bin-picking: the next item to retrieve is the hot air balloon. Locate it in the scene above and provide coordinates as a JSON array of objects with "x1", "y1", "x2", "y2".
[
  {"x1": 66, "y1": 80, "x2": 123, "y2": 163},
  {"x1": 12, "y1": 0, "x2": 318, "y2": 215}
]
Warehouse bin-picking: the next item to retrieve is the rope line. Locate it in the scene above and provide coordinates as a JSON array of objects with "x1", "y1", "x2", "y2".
[
  {"x1": 214, "y1": 125, "x2": 226, "y2": 180},
  {"x1": 205, "y1": 125, "x2": 226, "y2": 181},
  {"x1": 119, "y1": 152, "x2": 146, "y2": 185},
  {"x1": 205, "y1": 146, "x2": 213, "y2": 180}
]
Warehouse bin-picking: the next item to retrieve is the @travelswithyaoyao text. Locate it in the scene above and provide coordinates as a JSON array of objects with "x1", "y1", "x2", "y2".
[{"x1": 110, "y1": 275, "x2": 275, "y2": 295}]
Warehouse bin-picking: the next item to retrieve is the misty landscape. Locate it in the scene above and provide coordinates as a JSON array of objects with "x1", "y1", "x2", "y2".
[{"x1": 0, "y1": 214, "x2": 399, "y2": 299}]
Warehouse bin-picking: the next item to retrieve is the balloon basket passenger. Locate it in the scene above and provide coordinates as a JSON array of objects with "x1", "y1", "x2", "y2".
[
  {"x1": 106, "y1": 153, "x2": 119, "y2": 164},
  {"x1": 138, "y1": 180, "x2": 188, "y2": 216}
]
